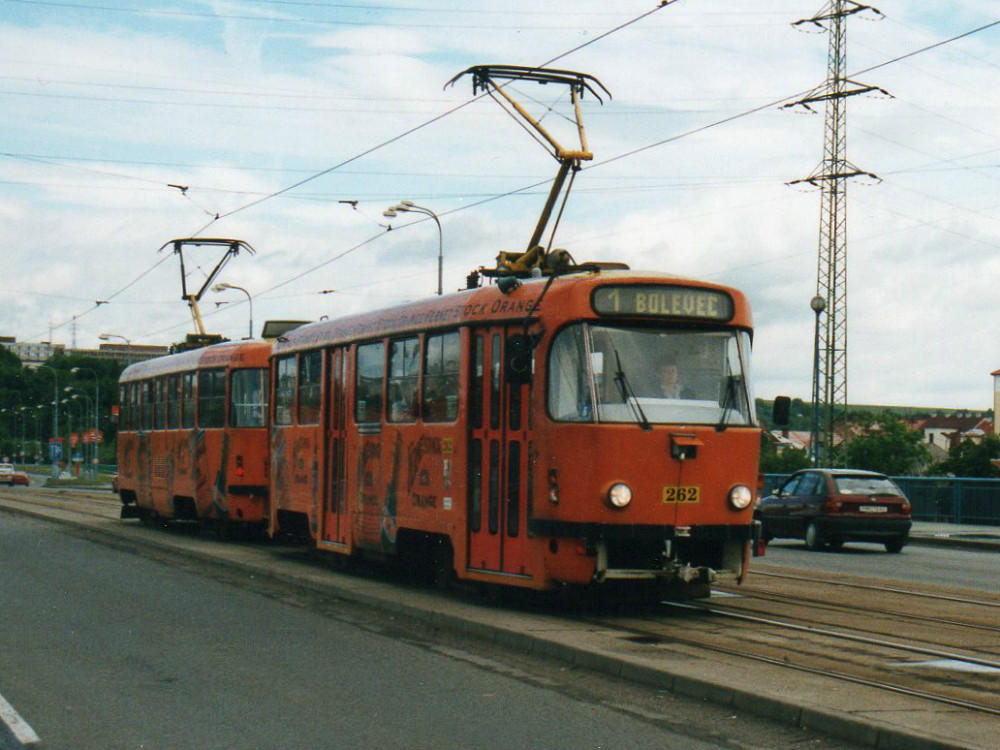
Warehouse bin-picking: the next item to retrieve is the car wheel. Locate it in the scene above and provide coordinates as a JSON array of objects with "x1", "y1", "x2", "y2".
[
  {"x1": 805, "y1": 522, "x2": 825, "y2": 551},
  {"x1": 884, "y1": 538, "x2": 905, "y2": 554}
]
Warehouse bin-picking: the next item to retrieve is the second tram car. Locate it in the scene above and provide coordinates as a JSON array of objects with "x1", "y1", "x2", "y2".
[
  {"x1": 117, "y1": 340, "x2": 271, "y2": 532},
  {"x1": 268, "y1": 268, "x2": 761, "y2": 598}
]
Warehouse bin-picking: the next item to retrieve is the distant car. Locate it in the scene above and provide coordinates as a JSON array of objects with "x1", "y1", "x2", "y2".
[
  {"x1": 755, "y1": 468, "x2": 912, "y2": 553},
  {"x1": 11, "y1": 471, "x2": 28, "y2": 486},
  {"x1": 0, "y1": 463, "x2": 14, "y2": 486}
]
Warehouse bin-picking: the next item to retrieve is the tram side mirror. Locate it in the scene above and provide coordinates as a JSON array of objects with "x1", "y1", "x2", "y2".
[
  {"x1": 772, "y1": 395, "x2": 791, "y2": 428},
  {"x1": 505, "y1": 334, "x2": 534, "y2": 384}
]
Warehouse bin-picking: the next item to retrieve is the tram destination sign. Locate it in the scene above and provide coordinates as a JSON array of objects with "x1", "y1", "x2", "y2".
[{"x1": 592, "y1": 285, "x2": 733, "y2": 321}]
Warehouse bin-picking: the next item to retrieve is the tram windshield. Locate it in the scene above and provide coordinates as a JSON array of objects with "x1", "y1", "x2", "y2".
[{"x1": 547, "y1": 324, "x2": 756, "y2": 427}]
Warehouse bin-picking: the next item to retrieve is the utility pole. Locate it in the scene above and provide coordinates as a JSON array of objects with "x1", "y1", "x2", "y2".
[{"x1": 786, "y1": 0, "x2": 888, "y2": 461}]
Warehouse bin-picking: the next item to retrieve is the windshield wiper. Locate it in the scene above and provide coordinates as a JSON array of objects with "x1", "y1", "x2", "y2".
[
  {"x1": 716, "y1": 374, "x2": 743, "y2": 433},
  {"x1": 613, "y1": 350, "x2": 651, "y2": 432}
]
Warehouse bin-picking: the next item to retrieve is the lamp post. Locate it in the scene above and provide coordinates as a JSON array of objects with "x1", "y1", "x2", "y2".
[
  {"x1": 810, "y1": 295, "x2": 827, "y2": 465},
  {"x1": 18, "y1": 406, "x2": 28, "y2": 466},
  {"x1": 212, "y1": 283, "x2": 254, "y2": 339},
  {"x1": 383, "y1": 201, "x2": 443, "y2": 296},
  {"x1": 71, "y1": 366, "x2": 100, "y2": 478},
  {"x1": 65, "y1": 389, "x2": 92, "y2": 477},
  {"x1": 30, "y1": 364, "x2": 60, "y2": 478},
  {"x1": 25, "y1": 405, "x2": 41, "y2": 464}
]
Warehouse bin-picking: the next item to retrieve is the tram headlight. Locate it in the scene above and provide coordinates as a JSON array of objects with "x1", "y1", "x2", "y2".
[
  {"x1": 607, "y1": 483, "x2": 633, "y2": 509},
  {"x1": 728, "y1": 485, "x2": 753, "y2": 510}
]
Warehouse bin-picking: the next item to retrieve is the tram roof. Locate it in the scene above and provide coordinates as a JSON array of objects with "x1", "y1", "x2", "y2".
[
  {"x1": 119, "y1": 339, "x2": 271, "y2": 382},
  {"x1": 273, "y1": 269, "x2": 752, "y2": 355}
]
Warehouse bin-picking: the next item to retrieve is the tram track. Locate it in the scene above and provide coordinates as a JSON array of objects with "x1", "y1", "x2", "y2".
[
  {"x1": 574, "y1": 567, "x2": 1000, "y2": 722},
  {"x1": 744, "y1": 568, "x2": 1000, "y2": 610},
  {"x1": 712, "y1": 583, "x2": 1000, "y2": 637},
  {"x1": 589, "y1": 607, "x2": 1000, "y2": 718}
]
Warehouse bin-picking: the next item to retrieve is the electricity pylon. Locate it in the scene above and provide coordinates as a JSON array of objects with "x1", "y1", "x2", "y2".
[{"x1": 786, "y1": 0, "x2": 888, "y2": 460}]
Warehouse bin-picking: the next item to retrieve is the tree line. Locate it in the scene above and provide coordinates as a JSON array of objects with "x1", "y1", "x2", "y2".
[{"x1": 759, "y1": 398, "x2": 1000, "y2": 477}]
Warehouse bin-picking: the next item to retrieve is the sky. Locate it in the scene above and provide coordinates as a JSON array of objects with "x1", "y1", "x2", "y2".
[{"x1": 1, "y1": 0, "x2": 999, "y2": 410}]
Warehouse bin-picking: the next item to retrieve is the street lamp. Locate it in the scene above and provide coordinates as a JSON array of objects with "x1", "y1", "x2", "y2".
[
  {"x1": 810, "y1": 295, "x2": 827, "y2": 466},
  {"x1": 99, "y1": 333, "x2": 131, "y2": 345},
  {"x1": 29, "y1": 364, "x2": 60, "y2": 478},
  {"x1": 71, "y1": 366, "x2": 100, "y2": 478},
  {"x1": 212, "y1": 282, "x2": 254, "y2": 339},
  {"x1": 383, "y1": 201, "x2": 443, "y2": 296}
]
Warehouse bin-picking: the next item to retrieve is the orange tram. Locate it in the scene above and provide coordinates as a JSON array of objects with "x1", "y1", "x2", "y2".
[
  {"x1": 117, "y1": 340, "x2": 271, "y2": 533},
  {"x1": 116, "y1": 268, "x2": 763, "y2": 599}
]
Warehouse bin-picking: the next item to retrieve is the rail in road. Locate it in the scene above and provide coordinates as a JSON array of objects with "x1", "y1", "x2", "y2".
[{"x1": 0, "y1": 486, "x2": 997, "y2": 750}]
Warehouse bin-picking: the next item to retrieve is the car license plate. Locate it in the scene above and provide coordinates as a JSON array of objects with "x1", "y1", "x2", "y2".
[
  {"x1": 662, "y1": 486, "x2": 700, "y2": 504},
  {"x1": 859, "y1": 505, "x2": 888, "y2": 513}
]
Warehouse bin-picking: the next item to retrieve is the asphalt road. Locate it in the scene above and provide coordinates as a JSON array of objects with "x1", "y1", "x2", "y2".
[
  {"x1": 758, "y1": 539, "x2": 1000, "y2": 593},
  {"x1": 0, "y1": 510, "x2": 863, "y2": 750}
]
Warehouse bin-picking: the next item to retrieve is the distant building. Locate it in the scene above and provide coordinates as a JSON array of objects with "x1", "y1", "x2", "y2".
[
  {"x1": 1, "y1": 336, "x2": 168, "y2": 366},
  {"x1": 0, "y1": 338, "x2": 66, "y2": 365},
  {"x1": 910, "y1": 415, "x2": 993, "y2": 459}
]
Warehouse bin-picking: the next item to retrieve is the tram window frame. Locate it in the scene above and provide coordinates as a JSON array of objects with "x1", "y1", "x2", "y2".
[
  {"x1": 471, "y1": 335, "x2": 484, "y2": 430},
  {"x1": 153, "y1": 378, "x2": 167, "y2": 430},
  {"x1": 355, "y1": 341, "x2": 385, "y2": 424},
  {"x1": 274, "y1": 355, "x2": 296, "y2": 426},
  {"x1": 388, "y1": 336, "x2": 420, "y2": 423},
  {"x1": 230, "y1": 368, "x2": 269, "y2": 428},
  {"x1": 297, "y1": 350, "x2": 322, "y2": 425},
  {"x1": 167, "y1": 375, "x2": 181, "y2": 429},
  {"x1": 129, "y1": 383, "x2": 139, "y2": 432},
  {"x1": 118, "y1": 384, "x2": 128, "y2": 430},
  {"x1": 181, "y1": 372, "x2": 196, "y2": 429},
  {"x1": 423, "y1": 330, "x2": 460, "y2": 423},
  {"x1": 198, "y1": 369, "x2": 226, "y2": 428},
  {"x1": 141, "y1": 381, "x2": 153, "y2": 431},
  {"x1": 490, "y1": 334, "x2": 501, "y2": 430}
]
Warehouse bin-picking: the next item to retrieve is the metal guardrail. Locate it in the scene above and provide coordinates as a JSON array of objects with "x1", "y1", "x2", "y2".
[{"x1": 762, "y1": 474, "x2": 1000, "y2": 526}]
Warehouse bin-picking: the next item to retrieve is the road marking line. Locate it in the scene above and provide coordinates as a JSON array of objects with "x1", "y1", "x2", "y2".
[{"x1": 0, "y1": 692, "x2": 39, "y2": 746}]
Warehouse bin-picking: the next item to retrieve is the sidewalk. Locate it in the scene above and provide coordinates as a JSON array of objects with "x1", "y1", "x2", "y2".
[{"x1": 908, "y1": 521, "x2": 1000, "y2": 551}]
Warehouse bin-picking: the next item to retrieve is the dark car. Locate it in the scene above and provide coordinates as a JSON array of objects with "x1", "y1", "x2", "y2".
[{"x1": 755, "y1": 468, "x2": 912, "y2": 553}]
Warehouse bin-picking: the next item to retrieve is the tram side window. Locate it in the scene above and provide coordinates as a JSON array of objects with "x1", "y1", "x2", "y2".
[
  {"x1": 356, "y1": 342, "x2": 384, "y2": 423},
  {"x1": 153, "y1": 378, "x2": 167, "y2": 430},
  {"x1": 547, "y1": 325, "x2": 593, "y2": 422},
  {"x1": 142, "y1": 381, "x2": 154, "y2": 431},
  {"x1": 119, "y1": 385, "x2": 128, "y2": 431},
  {"x1": 298, "y1": 350, "x2": 322, "y2": 425},
  {"x1": 198, "y1": 369, "x2": 226, "y2": 428},
  {"x1": 231, "y1": 368, "x2": 268, "y2": 428},
  {"x1": 423, "y1": 331, "x2": 459, "y2": 422},
  {"x1": 181, "y1": 372, "x2": 196, "y2": 429},
  {"x1": 388, "y1": 337, "x2": 419, "y2": 423},
  {"x1": 129, "y1": 383, "x2": 139, "y2": 431},
  {"x1": 167, "y1": 375, "x2": 181, "y2": 429},
  {"x1": 274, "y1": 356, "x2": 296, "y2": 426}
]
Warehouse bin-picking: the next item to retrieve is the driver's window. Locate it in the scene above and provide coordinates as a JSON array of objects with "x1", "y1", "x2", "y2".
[
  {"x1": 797, "y1": 473, "x2": 822, "y2": 496},
  {"x1": 780, "y1": 476, "x2": 802, "y2": 496}
]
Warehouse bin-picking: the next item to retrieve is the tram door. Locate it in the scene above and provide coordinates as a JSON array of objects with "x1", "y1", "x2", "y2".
[
  {"x1": 322, "y1": 347, "x2": 348, "y2": 547},
  {"x1": 467, "y1": 327, "x2": 532, "y2": 577}
]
